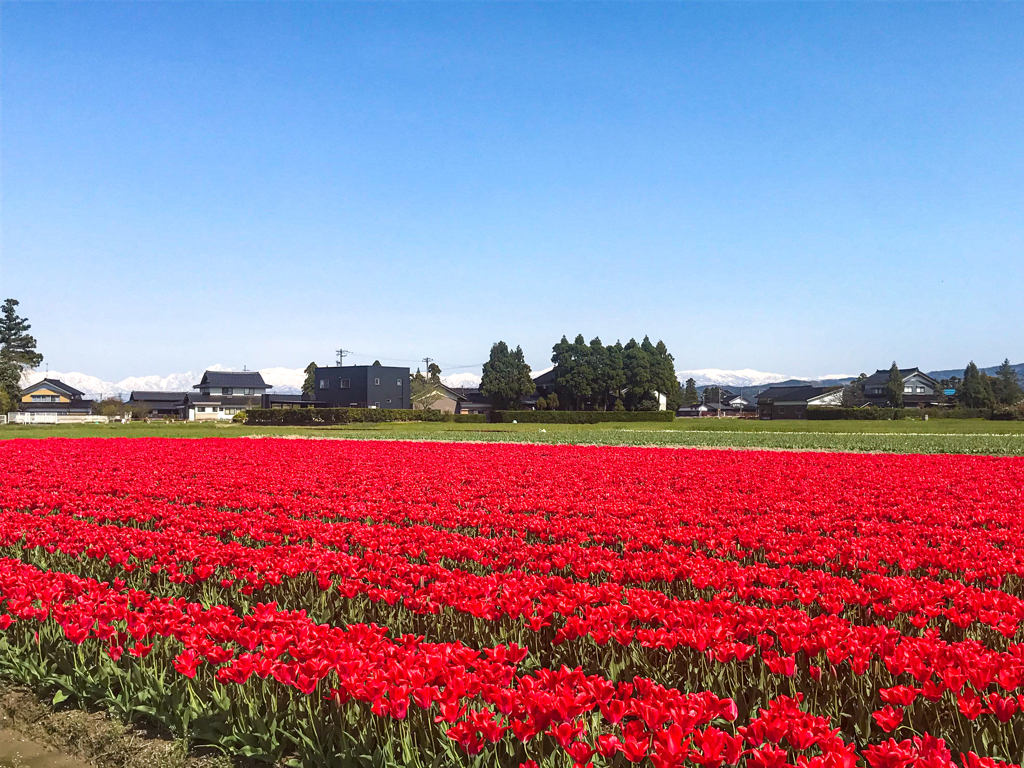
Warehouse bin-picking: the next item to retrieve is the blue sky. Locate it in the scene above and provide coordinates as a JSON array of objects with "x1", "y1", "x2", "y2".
[{"x1": 1, "y1": 2, "x2": 1021, "y2": 380}]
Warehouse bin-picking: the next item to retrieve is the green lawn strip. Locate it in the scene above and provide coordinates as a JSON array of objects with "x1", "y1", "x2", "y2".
[{"x1": 1, "y1": 419, "x2": 1021, "y2": 455}]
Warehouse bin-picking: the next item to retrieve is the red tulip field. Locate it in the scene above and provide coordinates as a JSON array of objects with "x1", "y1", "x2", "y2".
[{"x1": 0, "y1": 437, "x2": 1023, "y2": 768}]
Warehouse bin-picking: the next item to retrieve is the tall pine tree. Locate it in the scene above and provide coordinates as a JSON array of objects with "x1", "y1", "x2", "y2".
[
  {"x1": 993, "y1": 359, "x2": 1023, "y2": 405},
  {"x1": 885, "y1": 362, "x2": 904, "y2": 408},
  {"x1": 0, "y1": 299, "x2": 43, "y2": 412}
]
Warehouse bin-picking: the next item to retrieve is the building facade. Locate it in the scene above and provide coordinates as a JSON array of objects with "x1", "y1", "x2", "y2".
[
  {"x1": 860, "y1": 368, "x2": 940, "y2": 407},
  {"x1": 756, "y1": 385, "x2": 843, "y2": 420},
  {"x1": 313, "y1": 365, "x2": 411, "y2": 410},
  {"x1": 18, "y1": 379, "x2": 94, "y2": 415},
  {"x1": 188, "y1": 371, "x2": 269, "y2": 421}
]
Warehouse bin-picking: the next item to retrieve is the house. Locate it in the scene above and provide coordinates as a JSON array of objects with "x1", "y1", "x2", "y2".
[
  {"x1": 861, "y1": 368, "x2": 940, "y2": 407},
  {"x1": 756, "y1": 385, "x2": 843, "y2": 420},
  {"x1": 261, "y1": 393, "x2": 318, "y2": 409},
  {"x1": 312, "y1": 365, "x2": 410, "y2": 410},
  {"x1": 18, "y1": 379, "x2": 94, "y2": 415},
  {"x1": 127, "y1": 391, "x2": 188, "y2": 419},
  {"x1": 454, "y1": 389, "x2": 494, "y2": 416},
  {"x1": 187, "y1": 371, "x2": 270, "y2": 421},
  {"x1": 413, "y1": 382, "x2": 467, "y2": 414}
]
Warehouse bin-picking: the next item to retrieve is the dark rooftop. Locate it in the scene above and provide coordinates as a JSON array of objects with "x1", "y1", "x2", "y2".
[{"x1": 195, "y1": 371, "x2": 268, "y2": 389}]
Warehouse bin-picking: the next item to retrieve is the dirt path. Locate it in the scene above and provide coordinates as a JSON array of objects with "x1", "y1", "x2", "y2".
[{"x1": 0, "y1": 729, "x2": 93, "y2": 768}]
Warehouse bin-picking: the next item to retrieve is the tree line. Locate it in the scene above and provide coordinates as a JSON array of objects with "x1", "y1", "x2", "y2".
[{"x1": 479, "y1": 336, "x2": 684, "y2": 411}]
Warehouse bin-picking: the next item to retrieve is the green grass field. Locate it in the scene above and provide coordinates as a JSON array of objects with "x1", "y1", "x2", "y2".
[{"x1": 1, "y1": 418, "x2": 1022, "y2": 455}]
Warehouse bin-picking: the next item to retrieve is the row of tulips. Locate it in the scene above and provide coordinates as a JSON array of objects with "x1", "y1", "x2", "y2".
[{"x1": 4, "y1": 503, "x2": 1024, "y2": 753}]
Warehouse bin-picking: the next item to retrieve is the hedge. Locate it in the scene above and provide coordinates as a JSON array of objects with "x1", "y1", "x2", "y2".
[
  {"x1": 490, "y1": 410, "x2": 675, "y2": 424},
  {"x1": 991, "y1": 404, "x2": 1024, "y2": 421},
  {"x1": 807, "y1": 406, "x2": 992, "y2": 421},
  {"x1": 245, "y1": 408, "x2": 486, "y2": 426}
]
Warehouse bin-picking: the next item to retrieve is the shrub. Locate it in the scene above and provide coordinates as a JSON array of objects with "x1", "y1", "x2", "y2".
[
  {"x1": 490, "y1": 410, "x2": 674, "y2": 424},
  {"x1": 991, "y1": 404, "x2": 1024, "y2": 421},
  {"x1": 232, "y1": 411, "x2": 248, "y2": 423}
]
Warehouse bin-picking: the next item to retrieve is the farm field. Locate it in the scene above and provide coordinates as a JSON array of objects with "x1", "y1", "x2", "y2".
[
  {"x1": 0, "y1": 438, "x2": 1023, "y2": 768},
  {"x1": 1, "y1": 418, "x2": 1023, "y2": 455}
]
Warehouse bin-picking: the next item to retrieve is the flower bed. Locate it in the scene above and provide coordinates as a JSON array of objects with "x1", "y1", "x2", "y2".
[{"x1": 0, "y1": 438, "x2": 1022, "y2": 767}]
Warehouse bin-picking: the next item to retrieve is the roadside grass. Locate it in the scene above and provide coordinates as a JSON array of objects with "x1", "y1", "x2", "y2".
[{"x1": 1, "y1": 419, "x2": 1022, "y2": 455}]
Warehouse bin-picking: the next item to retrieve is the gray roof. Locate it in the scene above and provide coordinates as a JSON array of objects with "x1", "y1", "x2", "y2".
[
  {"x1": 757, "y1": 385, "x2": 842, "y2": 403},
  {"x1": 129, "y1": 391, "x2": 189, "y2": 403},
  {"x1": 861, "y1": 368, "x2": 938, "y2": 387},
  {"x1": 195, "y1": 371, "x2": 268, "y2": 389},
  {"x1": 21, "y1": 378, "x2": 85, "y2": 399}
]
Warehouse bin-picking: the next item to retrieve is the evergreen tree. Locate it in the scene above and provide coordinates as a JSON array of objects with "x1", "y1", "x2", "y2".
[
  {"x1": 842, "y1": 373, "x2": 868, "y2": 408},
  {"x1": 622, "y1": 339, "x2": 652, "y2": 410},
  {"x1": 0, "y1": 359, "x2": 18, "y2": 415},
  {"x1": 301, "y1": 362, "x2": 318, "y2": 397},
  {"x1": 0, "y1": 299, "x2": 42, "y2": 411},
  {"x1": 993, "y1": 359, "x2": 1023, "y2": 405},
  {"x1": 481, "y1": 342, "x2": 534, "y2": 410},
  {"x1": 604, "y1": 342, "x2": 626, "y2": 407},
  {"x1": 683, "y1": 378, "x2": 699, "y2": 406},
  {"x1": 885, "y1": 362, "x2": 904, "y2": 408},
  {"x1": 589, "y1": 337, "x2": 609, "y2": 410},
  {"x1": 552, "y1": 334, "x2": 596, "y2": 410},
  {"x1": 372, "y1": 360, "x2": 382, "y2": 366},
  {"x1": 546, "y1": 391, "x2": 559, "y2": 411},
  {"x1": 961, "y1": 361, "x2": 995, "y2": 409},
  {"x1": 0, "y1": 299, "x2": 43, "y2": 370},
  {"x1": 653, "y1": 340, "x2": 681, "y2": 411}
]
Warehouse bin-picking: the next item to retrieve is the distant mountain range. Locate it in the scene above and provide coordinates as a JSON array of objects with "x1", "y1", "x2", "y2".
[{"x1": 927, "y1": 362, "x2": 1024, "y2": 382}]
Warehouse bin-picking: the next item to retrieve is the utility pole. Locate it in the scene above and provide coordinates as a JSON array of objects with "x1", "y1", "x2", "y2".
[
  {"x1": 336, "y1": 349, "x2": 351, "y2": 366},
  {"x1": 422, "y1": 357, "x2": 434, "y2": 373}
]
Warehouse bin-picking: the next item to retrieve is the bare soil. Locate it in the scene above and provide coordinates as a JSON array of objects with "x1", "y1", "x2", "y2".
[{"x1": 0, "y1": 684, "x2": 233, "y2": 768}]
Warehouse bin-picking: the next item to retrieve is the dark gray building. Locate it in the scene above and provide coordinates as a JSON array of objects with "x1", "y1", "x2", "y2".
[{"x1": 313, "y1": 365, "x2": 410, "y2": 410}]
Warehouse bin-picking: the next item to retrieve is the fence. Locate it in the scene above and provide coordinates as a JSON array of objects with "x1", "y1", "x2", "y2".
[{"x1": 6, "y1": 413, "x2": 110, "y2": 425}]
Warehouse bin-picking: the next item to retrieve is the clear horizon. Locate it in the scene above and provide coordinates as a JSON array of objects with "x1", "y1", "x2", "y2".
[{"x1": 2, "y1": 3, "x2": 1021, "y2": 382}]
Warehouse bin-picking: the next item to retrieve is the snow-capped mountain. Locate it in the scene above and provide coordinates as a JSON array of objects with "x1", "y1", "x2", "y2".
[
  {"x1": 440, "y1": 372, "x2": 482, "y2": 389},
  {"x1": 19, "y1": 366, "x2": 305, "y2": 399},
  {"x1": 675, "y1": 369, "x2": 793, "y2": 387}
]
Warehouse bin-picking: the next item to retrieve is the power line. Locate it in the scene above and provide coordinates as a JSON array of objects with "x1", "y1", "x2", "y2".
[{"x1": 335, "y1": 349, "x2": 351, "y2": 366}]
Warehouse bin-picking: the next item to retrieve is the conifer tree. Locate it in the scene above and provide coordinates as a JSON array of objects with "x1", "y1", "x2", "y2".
[
  {"x1": 885, "y1": 362, "x2": 904, "y2": 408},
  {"x1": 481, "y1": 342, "x2": 534, "y2": 410}
]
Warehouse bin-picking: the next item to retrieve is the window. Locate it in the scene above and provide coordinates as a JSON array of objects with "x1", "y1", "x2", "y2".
[
  {"x1": 319, "y1": 379, "x2": 328, "y2": 389},
  {"x1": 340, "y1": 379, "x2": 351, "y2": 389},
  {"x1": 778, "y1": 406, "x2": 786, "y2": 414},
  {"x1": 916, "y1": 386, "x2": 925, "y2": 393},
  {"x1": 244, "y1": 388, "x2": 254, "y2": 396},
  {"x1": 374, "y1": 378, "x2": 380, "y2": 386},
  {"x1": 397, "y1": 379, "x2": 403, "y2": 387},
  {"x1": 904, "y1": 385, "x2": 912, "y2": 393},
  {"x1": 198, "y1": 407, "x2": 206, "y2": 413},
  {"x1": 31, "y1": 395, "x2": 59, "y2": 402},
  {"x1": 223, "y1": 388, "x2": 234, "y2": 396}
]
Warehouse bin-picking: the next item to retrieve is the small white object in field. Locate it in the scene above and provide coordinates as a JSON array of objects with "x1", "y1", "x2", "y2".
[
  {"x1": 512, "y1": 420, "x2": 517, "y2": 424},
  {"x1": 539, "y1": 429, "x2": 547, "y2": 433}
]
